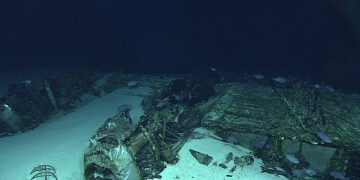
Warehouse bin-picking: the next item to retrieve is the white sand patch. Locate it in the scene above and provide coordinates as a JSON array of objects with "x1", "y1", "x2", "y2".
[
  {"x1": 155, "y1": 136, "x2": 288, "y2": 180},
  {"x1": 0, "y1": 88, "x2": 144, "y2": 180}
]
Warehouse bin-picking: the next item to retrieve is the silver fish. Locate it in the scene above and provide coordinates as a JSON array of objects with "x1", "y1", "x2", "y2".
[
  {"x1": 127, "y1": 80, "x2": 138, "y2": 87},
  {"x1": 253, "y1": 74, "x2": 264, "y2": 80},
  {"x1": 316, "y1": 131, "x2": 332, "y2": 143},
  {"x1": 285, "y1": 153, "x2": 299, "y2": 164},
  {"x1": 273, "y1": 77, "x2": 287, "y2": 83},
  {"x1": 226, "y1": 136, "x2": 240, "y2": 144},
  {"x1": 304, "y1": 168, "x2": 317, "y2": 176},
  {"x1": 117, "y1": 104, "x2": 132, "y2": 112},
  {"x1": 190, "y1": 131, "x2": 204, "y2": 139},
  {"x1": 329, "y1": 171, "x2": 347, "y2": 180},
  {"x1": 156, "y1": 101, "x2": 167, "y2": 108}
]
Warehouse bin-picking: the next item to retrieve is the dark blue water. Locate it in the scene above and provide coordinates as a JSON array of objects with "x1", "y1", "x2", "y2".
[{"x1": 1, "y1": 0, "x2": 359, "y2": 90}]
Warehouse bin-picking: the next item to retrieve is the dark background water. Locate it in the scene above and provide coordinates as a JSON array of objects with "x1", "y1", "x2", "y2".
[{"x1": 1, "y1": 0, "x2": 359, "y2": 91}]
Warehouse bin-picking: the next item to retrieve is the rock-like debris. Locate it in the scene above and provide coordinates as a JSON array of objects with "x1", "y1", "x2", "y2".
[{"x1": 189, "y1": 149, "x2": 213, "y2": 166}]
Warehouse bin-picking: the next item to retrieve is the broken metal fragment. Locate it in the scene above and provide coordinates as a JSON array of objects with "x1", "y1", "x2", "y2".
[{"x1": 189, "y1": 149, "x2": 213, "y2": 166}]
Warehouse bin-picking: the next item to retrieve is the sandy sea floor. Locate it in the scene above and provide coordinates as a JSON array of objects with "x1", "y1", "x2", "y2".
[
  {"x1": 154, "y1": 128, "x2": 287, "y2": 180},
  {"x1": 0, "y1": 88, "x2": 143, "y2": 180},
  {"x1": 0, "y1": 81, "x2": 288, "y2": 180}
]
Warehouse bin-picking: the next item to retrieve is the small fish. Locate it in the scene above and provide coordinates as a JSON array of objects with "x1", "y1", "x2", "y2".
[
  {"x1": 253, "y1": 74, "x2": 264, "y2": 80},
  {"x1": 183, "y1": 130, "x2": 204, "y2": 139},
  {"x1": 188, "y1": 92, "x2": 192, "y2": 100},
  {"x1": 117, "y1": 104, "x2": 132, "y2": 112},
  {"x1": 225, "y1": 152, "x2": 233, "y2": 163},
  {"x1": 292, "y1": 169, "x2": 306, "y2": 177},
  {"x1": 190, "y1": 131, "x2": 204, "y2": 139},
  {"x1": 304, "y1": 168, "x2": 317, "y2": 176},
  {"x1": 127, "y1": 80, "x2": 138, "y2": 87},
  {"x1": 226, "y1": 136, "x2": 240, "y2": 144},
  {"x1": 163, "y1": 82, "x2": 170, "y2": 87},
  {"x1": 156, "y1": 101, "x2": 167, "y2": 108},
  {"x1": 316, "y1": 131, "x2": 332, "y2": 143},
  {"x1": 148, "y1": 108, "x2": 159, "y2": 114},
  {"x1": 324, "y1": 86, "x2": 335, "y2": 92},
  {"x1": 329, "y1": 171, "x2": 347, "y2": 180},
  {"x1": 21, "y1": 79, "x2": 32, "y2": 85},
  {"x1": 285, "y1": 153, "x2": 299, "y2": 164},
  {"x1": 273, "y1": 77, "x2": 287, "y2": 83},
  {"x1": 210, "y1": 67, "x2": 217, "y2": 72}
]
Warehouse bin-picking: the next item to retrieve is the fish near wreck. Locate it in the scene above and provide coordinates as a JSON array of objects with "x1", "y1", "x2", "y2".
[
  {"x1": 253, "y1": 74, "x2": 264, "y2": 80},
  {"x1": 226, "y1": 136, "x2": 240, "y2": 144},
  {"x1": 304, "y1": 168, "x2": 317, "y2": 176},
  {"x1": 292, "y1": 169, "x2": 306, "y2": 177},
  {"x1": 272, "y1": 77, "x2": 287, "y2": 83},
  {"x1": 292, "y1": 168, "x2": 317, "y2": 177},
  {"x1": 183, "y1": 130, "x2": 204, "y2": 139},
  {"x1": 156, "y1": 100, "x2": 167, "y2": 108},
  {"x1": 315, "y1": 131, "x2": 332, "y2": 143},
  {"x1": 127, "y1": 80, "x2": 138, "y2": 87},
  {"x1": 117, "y1": 104, "x2": 132, "y2": 112},
  {"x1": 285, "y1": 153, "x2": 299, "y2": 164},
  {"x1": 215, "y1": 131, "x2": 240, "y2": 144},
  {"x1": 329, "y1": 171, "x2": 348, "y2": 180}
]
